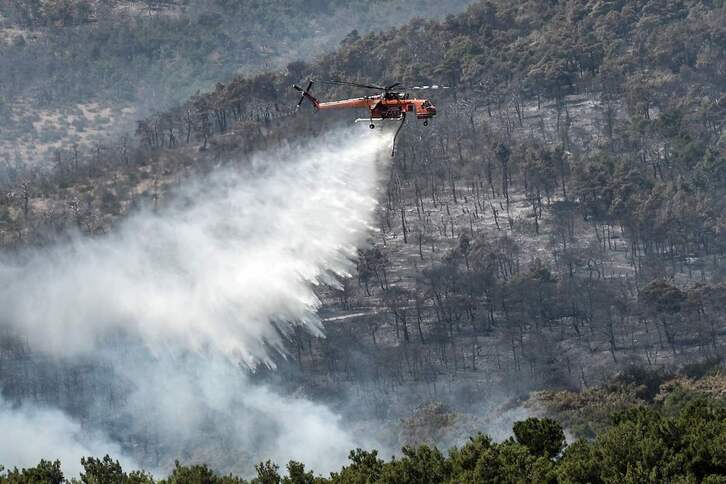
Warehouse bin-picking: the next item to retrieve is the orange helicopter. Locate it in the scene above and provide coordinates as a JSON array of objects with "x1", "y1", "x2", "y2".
[{"x1": 292, "y1": 79, "x2": 445, "y2": 155}]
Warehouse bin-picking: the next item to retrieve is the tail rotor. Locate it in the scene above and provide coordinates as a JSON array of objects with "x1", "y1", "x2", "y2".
[{"x1": 293, "y1": 81, "x2": 319, "y2": 110}]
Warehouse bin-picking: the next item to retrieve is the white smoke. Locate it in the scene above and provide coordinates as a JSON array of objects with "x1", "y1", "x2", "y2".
[
  {"x1": 106, "y1": 348, "x2": 367, "y2": 475},
  {"x1": 0, "y1": 397, "x2": 137, "y2": 477},
  {"x1": 0, "y1": 127, "x2": 391, "y2": 476}
]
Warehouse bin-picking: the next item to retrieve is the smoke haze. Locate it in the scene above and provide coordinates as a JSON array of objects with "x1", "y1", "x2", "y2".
[
  {"x1": 0, "y1": 127, "x2": 391, "y2": 475},
  {"x1": 0, "y1": 397, "x2": 138, "y2": 477}
]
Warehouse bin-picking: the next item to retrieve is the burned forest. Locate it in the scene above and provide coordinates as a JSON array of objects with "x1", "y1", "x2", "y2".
[{"x1": 1, "y1": 0, "x2": 726, "y2": 482}]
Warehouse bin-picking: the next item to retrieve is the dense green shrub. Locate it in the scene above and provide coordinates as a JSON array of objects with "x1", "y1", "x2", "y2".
[{"x1": 3, "y1": 396, "x2": 724, "y2": 483}]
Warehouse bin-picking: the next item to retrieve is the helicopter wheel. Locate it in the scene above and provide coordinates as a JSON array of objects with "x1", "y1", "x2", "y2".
[
  {"x1": 423, "y1": 120, "x2": 429, "y2": 127},
  {"x1": 369, "y1": 123, "x2": 375, "y2": 129}
]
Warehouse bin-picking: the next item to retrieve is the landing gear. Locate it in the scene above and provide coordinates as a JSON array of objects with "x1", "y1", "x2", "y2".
[
  {"x1": 369, "y1": 123, "x2": 375, "y2": 129},
  {"x1": 423, "y1": 120, "x2": 429, "y2": 127}
]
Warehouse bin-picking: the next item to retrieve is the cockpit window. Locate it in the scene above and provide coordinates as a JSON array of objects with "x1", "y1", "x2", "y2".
[{"x1": 422, "y1": 100, "x2": 431, "y2": 108}]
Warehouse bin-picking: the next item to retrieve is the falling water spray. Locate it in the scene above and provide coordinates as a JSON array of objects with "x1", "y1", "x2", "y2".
[{"x1": 0, "y1": 127, "x2": 392, "y2": 475}]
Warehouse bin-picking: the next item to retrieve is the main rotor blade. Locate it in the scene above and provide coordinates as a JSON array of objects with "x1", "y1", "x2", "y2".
[
  {"x1": 386, "y1": 82, "x2": 401, "y2": 91},
  {"x1": 320, "y1": 79, "x2": 387, "y2": 91}
]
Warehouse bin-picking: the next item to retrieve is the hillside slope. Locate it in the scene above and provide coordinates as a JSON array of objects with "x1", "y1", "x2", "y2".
[
  {"x1": 0, "y1": 0, "x2": 725, "y2": 472},
  {"x1": 0, "y1": 0, "x2": 471, "y2": 162}
]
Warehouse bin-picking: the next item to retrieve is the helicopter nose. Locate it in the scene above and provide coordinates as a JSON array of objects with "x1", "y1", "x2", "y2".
[{"x1": 428, "y1": 106, "x2": 437, "y2": 115}]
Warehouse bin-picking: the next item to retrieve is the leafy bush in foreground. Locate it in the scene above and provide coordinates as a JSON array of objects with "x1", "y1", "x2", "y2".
[{"x1": 2, "y1": 395, "x2": 725, "y2": 483}]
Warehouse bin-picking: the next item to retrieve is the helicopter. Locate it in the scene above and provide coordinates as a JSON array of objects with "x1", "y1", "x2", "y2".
[{"x1": 292, "y1": 79, "x2": 446, "y2": 155}]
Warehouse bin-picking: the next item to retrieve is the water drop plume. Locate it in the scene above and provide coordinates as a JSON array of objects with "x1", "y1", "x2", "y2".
[{"x1": 0, "y1": 127, "x2": 392, "y2": 475}]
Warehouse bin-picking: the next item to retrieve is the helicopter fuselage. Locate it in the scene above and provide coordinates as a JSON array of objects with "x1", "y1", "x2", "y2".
[
  {"x1": 316, "y1": 94, "x2": 437, "y2": 120},
  {"x1": 292, "y1": 80, "x2": 440, "y2": 155}
]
